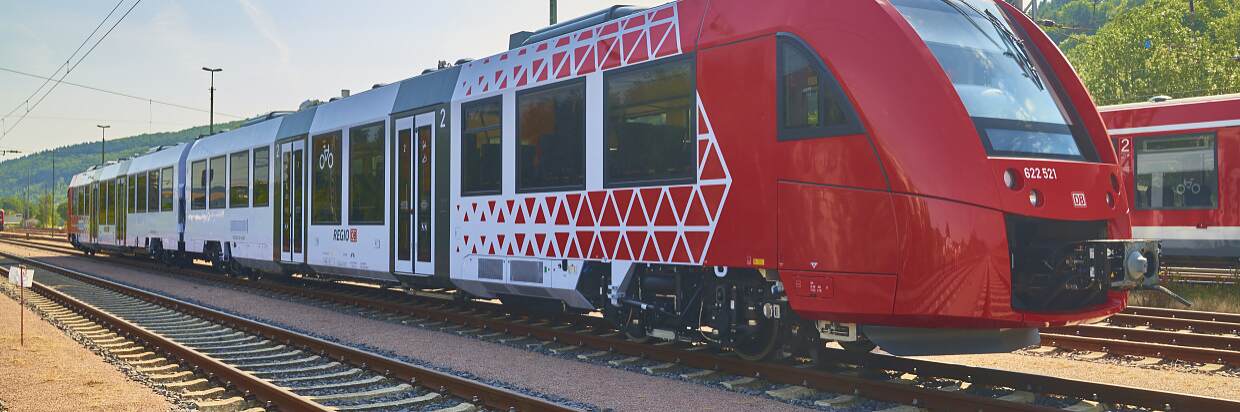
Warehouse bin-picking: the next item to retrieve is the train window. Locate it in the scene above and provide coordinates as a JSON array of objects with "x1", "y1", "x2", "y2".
[
  {"x1": 230, "y1": 151, "x2": 250, "y2": 208},
  {"x1": 462, "y1": 97, "x2": 503, "y2": 196},
  {"x1": 252, "y1": 147, "x2": 270, "y2": 207},
  {"x1": 136, "y1": 173, "x2": 148, "y2": 213},
  {"x1": 517, "y1": 79, "x2": 586, "y2": 192},
  {"x1": 209, "y1": 156, "x2": 227, "y2": 209},
  {"x1": 348, "y1": 122, "x2": 385, "y2": 224},
  {"x1": 191, "y1": 160, "x2": 206, "y2": 210},
  {"x1": 312, "y1": 131, "x2": 343, "y2": 225},
  {"x1": 147, "y1": 170, "x2": 159, "y2": 212},
  {"x1": 1134, "y1": 133, "x2": 1218, "y2": 210},
  {"x1": 106, "y1": 180, "x2": 115, "y2": 225},
  {"x1": 604, "y1": 56, "x2": 696, "y2": 187},
  {"x1": 777, "y1": 35, "x2": 864, "y2": 140},
  {"x1": 160, "y1": 167, "x2": 173, "y2": 211},
  {"x1": 127, "y1": 175, "x2": 136, "y2": 213}
]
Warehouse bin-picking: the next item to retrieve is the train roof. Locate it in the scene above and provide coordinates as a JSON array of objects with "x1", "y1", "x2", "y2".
[
  {"x1": 308, "y1": 82, "x2": 400, "y2": 135},
  {"x1": 189, "y1": 115, "x2": 285, "y2": 160},
  {"x1": 128, "y1": 142, "x2": 189, "y2": 173},
  {"x1": 1100, "y1": 93, "x2": 1240, "y2": 134},
  {"x1": 1099, "y1": 93, "x2": 1240, "y2": 112},
  {"x1": 92, "y1": 158, "x2": 133, "y2": 182}
]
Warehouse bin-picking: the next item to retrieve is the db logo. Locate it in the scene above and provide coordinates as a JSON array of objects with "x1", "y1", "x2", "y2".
[
  {"x1": 1071, "y1": 192, "x2": 1088, "y2": 208},
  {"x1": 332, "y1": 228, "x2": 358, "y2": 243}
]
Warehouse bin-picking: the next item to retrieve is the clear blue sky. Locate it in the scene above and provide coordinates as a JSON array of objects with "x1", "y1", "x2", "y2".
[{"x1": 0, "y1": 0, "x2": 667, "y2": 156}]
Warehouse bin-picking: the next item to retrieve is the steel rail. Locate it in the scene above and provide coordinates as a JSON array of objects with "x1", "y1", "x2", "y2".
[
  {"x1": 5, "y1": 236, "x2": 1240, "y2": 410},
  {"x1": 0, "y1": 267, "x2": 322, "y2": 411},
  {"x1": 0, "y1": 250, "x2": 576, "y2": 412},
  {"x1": 1046, "y1": 324, "x2": 1240, "y2": 351},
  {"x1": 1040, "y1": 332, "x2": 1240, "y2": 366},
  {"x1": 1124, "y1": 306, "x2": 1240, "y2": 324}
]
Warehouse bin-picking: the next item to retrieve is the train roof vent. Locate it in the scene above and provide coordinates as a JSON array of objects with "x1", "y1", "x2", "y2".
[
  {"x1": 299, "y1": 99, "x2": 323, "y2": 110},
  {"x1": 241, "y1": 111, "x2": 294, "y2": 127},
  {"x1": 510, "y1": 5, "x2": 644, "y2": 49},
  {"x1": 1149, "y1": 95, "x2": 1174, "y2": 102},
  {"x1": 454, "y1": 58, "x2": 474, "y2": 66}
]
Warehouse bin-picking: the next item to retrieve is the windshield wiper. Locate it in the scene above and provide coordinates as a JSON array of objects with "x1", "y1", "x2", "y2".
[{"x1": 939, "y1": 0, "x2": 1045, "y2": 90}]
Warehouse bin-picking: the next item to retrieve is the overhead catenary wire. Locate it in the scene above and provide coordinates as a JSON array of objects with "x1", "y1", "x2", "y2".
[
  {"x1": 0, "y1": 66, "x2": 244, "y2": 119},
  {"x1": 0, "y1": 0, "x2": 125, "y2": 123},
  {"x1": 0, "y1": 0, "x2": 143, "y2": 143}
]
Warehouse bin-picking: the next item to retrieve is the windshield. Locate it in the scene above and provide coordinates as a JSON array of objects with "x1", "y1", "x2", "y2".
[{"x1": 892, "y1": 0, "x2": 1094, "y2": 160}]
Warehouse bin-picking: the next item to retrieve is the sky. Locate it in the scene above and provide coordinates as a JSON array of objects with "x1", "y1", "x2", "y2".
[{"x1": 0, "y1": 0, "x2": 669, "y2": 157}]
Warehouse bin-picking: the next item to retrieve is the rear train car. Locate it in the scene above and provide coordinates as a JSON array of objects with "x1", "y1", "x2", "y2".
[{"x1": 1101, "y1": 94, "x2": 1240, "y2": 266}]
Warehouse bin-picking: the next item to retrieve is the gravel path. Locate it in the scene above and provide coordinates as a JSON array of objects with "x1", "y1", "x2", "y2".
[
  {"x1": 0, "y1": 281, "x2": 175, "y2": 412},
  {"x1": 0, "y1": 243, "x2": 812, "y2": 412}
]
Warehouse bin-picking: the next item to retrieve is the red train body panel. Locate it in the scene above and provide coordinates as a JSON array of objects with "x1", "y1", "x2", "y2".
[{"x1": 1102, "y1": 94, "x2": 1240, "y2": 265}]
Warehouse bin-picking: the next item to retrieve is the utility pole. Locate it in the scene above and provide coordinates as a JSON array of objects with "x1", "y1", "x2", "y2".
[
  {"x1": 97, "y1": 124, "x2": 110, "y2": 165},
  {"x1": 550, "y1": 0, "x2": 557, "y2": 24},
  {"x1": 202, "y1": 67, "x2": 222, "y2": 134}
]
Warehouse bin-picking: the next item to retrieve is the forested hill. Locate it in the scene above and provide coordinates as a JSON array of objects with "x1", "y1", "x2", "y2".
[
  {"x1": 0, "y1": 119, "x2": 246, "y2": 201},
  {"x1": 1031, "y1": 0, "x2": 1240, "y2": 105}
]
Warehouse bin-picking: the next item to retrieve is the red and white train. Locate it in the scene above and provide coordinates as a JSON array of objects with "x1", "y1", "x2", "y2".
[
  {"x1": 66, "y1": 0, "x2": 1160, "y2": 358},
  {"x1": 1102, "y1": 93, "x2": 1240, "y2": 266}
]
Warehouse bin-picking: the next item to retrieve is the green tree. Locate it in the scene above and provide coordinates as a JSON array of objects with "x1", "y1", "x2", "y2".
[{"x1": 1065, "y1": 0, "x2": 1240, "y2": 105}]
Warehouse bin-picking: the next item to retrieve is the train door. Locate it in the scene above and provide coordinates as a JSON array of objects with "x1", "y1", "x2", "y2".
[
  {"x1": 116, "y1": 177, "x2": 125, "y2": 246},
  {"x1": 89, "y1": 182, "x2": 99, "y2": 242},
  {"x1": 393, "y1": 112, "x2": 436, "y2": 275},
  {"x1": 278, "y1": 139, "x2": 306, "y2": 263}
]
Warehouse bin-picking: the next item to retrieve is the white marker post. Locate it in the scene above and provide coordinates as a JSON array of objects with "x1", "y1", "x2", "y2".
[{"x1": 7, "y1": 265, "x2": 33, "y2": 346}]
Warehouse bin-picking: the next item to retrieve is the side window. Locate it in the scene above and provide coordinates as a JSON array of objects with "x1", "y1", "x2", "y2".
[
  {"x1": 147, "y1": 170, "x2": 159, "y2": 212},
  {"x1": 1134, "y1": 133, "x2": 1217, "y2": 210},
  {"x1": 252, "y1": 147, "x2": 270, "y2": 207},
  {"x1": 349, "y1": 122, "x2": 385, "y2": 224},
  {"x1": 127, "y1": 175, "x2": 136, "y2": 213},
  {"x1": 461, "y1": 97, "x2": 503, "y2": 195},
  {"x1": 312, "y1": 131, "x2": 343, "y2": 225},
  {"x1": 160, "y1": 167, "x2": 174, "y2": 211},
  {"x1": 605, "y1": 56, "x2": 696, "y2": 187},
  {"x1": 136, "y1": 173, "x2": 147, "y2": 213},
  {"x1": 230, "y1": 151, "x2": 250, "y2": 208},
  {"x1": 209, "y1": 156, "x2": 227, "y2": 209},
  {"x1": 191, "y1": 160, "x2": 206, "y2": 210},
  {"x1": 517, "y1": 80, "x2": 586, "y2": 192},
  {"x1": 777, "y1": 35, "x2": 863, "y2": 140},
  {"x1": 106, "y1": 180, "x2": 115, "y2": 224}
]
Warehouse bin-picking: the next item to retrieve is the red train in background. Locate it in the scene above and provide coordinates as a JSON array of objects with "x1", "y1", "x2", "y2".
[
  {"x1": 1102, "y1": 94, "x2": 1240, "y2": 266},
  {"x1": 61, "y1": 0, "x2": 1165, "y2": 359},
  {"x1": 0, "y1": 209, "x2": 5, "y2": 231}
]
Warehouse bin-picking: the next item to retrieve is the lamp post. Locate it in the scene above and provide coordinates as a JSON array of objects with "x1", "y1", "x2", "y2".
[
  {"x1": 550, "y1": 0, "x2": 557, "y2": 24},
  {"x1": 202, "y1": 67, "x2": 222, "y2": 134},
  {"x1": 97, "y1": 124, "x2": 110, "y2": 165}
]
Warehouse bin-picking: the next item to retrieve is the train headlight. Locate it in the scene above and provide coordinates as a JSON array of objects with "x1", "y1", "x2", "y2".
[
  {"x1": 1003, "y1": 169, "x2": 1020, "y2": 190},
  {"x1": 1028, "y1": 189, "x2": 1042, "y2": 207},
  {"x1": 1110, "y1": 174, "x2": 1120, "y2": 191},
  {"x1": 1106, "y1": 192, "x2": 1115, "y2": 208}
]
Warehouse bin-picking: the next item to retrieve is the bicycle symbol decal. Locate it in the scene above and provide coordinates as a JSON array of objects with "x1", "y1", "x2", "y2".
[
  {"x1": 318, "y1": 145, "x2": 334, "y2": 170},
  {"x1": 1174, "y1": 178, "x2": 1202, "y2": 195}
]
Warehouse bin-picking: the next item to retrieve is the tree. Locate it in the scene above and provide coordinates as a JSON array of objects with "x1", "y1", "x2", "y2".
[{"x1": 1065, "y1": 0, "x2": 1240, "y2": 105}]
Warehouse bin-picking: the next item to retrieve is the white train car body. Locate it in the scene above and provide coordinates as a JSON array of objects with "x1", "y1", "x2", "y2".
[{"x1": 126, "y1": 143, "x2": 191, "y2": 256}]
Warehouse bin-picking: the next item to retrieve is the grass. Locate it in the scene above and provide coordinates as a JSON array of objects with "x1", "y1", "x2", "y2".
[{"x1": 1129, "y1": 282, "x2": 1240, "y2": 313}]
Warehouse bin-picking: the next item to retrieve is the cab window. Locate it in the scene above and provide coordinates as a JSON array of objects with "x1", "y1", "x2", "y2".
[{"x1": 777, "y1": 35, "x2": 863, "y2": 140}]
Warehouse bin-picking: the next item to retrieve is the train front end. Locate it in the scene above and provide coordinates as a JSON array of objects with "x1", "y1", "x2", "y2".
[{"x1": 777, "y1": 0, "x2": 1165, "y2": 355}]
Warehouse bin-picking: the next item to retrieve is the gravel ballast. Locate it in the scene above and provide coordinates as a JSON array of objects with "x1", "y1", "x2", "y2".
[{"x1": 1, "y1": 243, "x2": 815, "y2": 411}]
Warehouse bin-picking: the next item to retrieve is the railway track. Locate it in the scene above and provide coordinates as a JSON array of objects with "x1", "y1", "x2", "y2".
[
  {"x1": 2, "y1": 236, "x2": 1238, "y2": 411},
  {"x1": 0, "y1": 250, "x2": 576, "y2": 412}
]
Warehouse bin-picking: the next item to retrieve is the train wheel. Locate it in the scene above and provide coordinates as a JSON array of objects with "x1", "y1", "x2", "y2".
[{"x1": 733, "y1": 316, "x2": 781, "y2": 361}]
